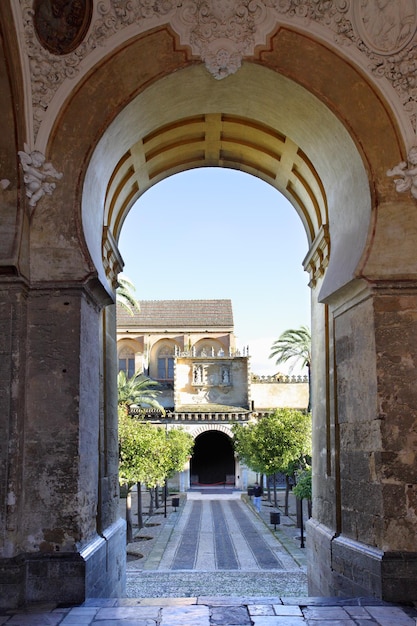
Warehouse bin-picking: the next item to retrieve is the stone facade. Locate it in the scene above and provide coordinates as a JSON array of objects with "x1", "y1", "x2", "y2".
[
  {"x1": 116, "y1": 299, "x2": 308, "y2": 415},
  {"x1": 116, "y1": 299, "x2": 308, "y2": 491},
  {"x1": 1, "y1": 0, "x2": 417, "y2": 608}
]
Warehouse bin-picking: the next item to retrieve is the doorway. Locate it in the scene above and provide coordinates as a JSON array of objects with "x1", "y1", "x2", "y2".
[{"x1": 190, "y1": 430, "x2": 235, "y2": 486}]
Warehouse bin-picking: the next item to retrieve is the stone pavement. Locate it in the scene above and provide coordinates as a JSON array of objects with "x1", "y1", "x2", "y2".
[
  {"x1": 1, "y1": 489, "x2": 416, "y2": 625},
  {"x1": 125, "y1": 488, "x2": 307, "y2": 599}
]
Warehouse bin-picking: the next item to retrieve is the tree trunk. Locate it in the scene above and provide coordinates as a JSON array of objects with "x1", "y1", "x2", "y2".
[
  {"x1": 284, "y1": 475, "x2": 291, "y2": 516},
  {"x1": 273, "y1": 473, "x2": 278, "y2": 508},
  {"x1": 126, "y1": 489, "x2": 133, "y2": 544},
  {"x1": 155, "y1": 484, "x2": 160, "y2": 509},
  {"x1": 137, "y1": 481, "x2": 143, "y2": 529},
  {"x1": 267, "y1": 476, "x2": 272, "y2": 503},
  {"x1": 149, "y1": 487, "x2": 154, "y2": 515}
]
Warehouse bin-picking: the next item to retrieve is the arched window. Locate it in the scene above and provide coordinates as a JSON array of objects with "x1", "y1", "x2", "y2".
[
  {"x1": 194, "y1": 339, "x2": 225, "y2": 357},
  {"x1": 118, "y1": 347, "x2": 135, "y2": 379},
  {"x1": 157, "y1": 345, "x2": 174, "y2": 381}
]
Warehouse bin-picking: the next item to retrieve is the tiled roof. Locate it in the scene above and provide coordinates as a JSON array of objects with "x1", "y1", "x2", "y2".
[{"x1": 117, "y1": 299, "x2": 234, "y2": 329}]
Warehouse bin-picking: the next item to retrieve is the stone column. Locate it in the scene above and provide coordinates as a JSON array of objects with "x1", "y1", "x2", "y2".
[
  {"x1": 0, "y1": 285, "x2": 125, "y2": 608},
  {"x1": 0, "y1": 281, "x2": 29, "y2": 607},
  {"x1": 308, "y1": 282, "x2": 417, "y2": 601}
]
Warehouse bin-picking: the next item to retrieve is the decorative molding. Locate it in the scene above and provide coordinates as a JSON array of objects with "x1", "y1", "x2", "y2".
[
  {"x1": 191, "y1": 424, "x2": 234, "y2": 437},
  {"x1": 169, "y1": 412, "x2": 249, "y2": 423},
  {"x1": 19, "y1": 0, "x2": 417, "y2": 136},
  {"x1": 133, "y1": 412, "x2": 250, "y2": 423},
  {"x1": 387, "y1": 146, "x2": 417, "y2": 200},
  {"x1": 20, "y1": 0, "x2": 177, "y2": 134},
  {"x1": 170, "y1": 1, "x2": 276, "y2": 80},
  {"x1": 18, "y1": 144, "x2": 62, "y2": 209},
  {"x1": 303, "y1": 224, "x2": 330, "y2": 288},
  {"x1": 352, "y1": 1, "x2": 416, "y2": 56},
  {"x1": 102, "y1": 225, "x2": 124, "y2": 291},
  {"x1": 334, "y1": 1, "x2": 417, "y2": 130},
  {"x1": 251, "y1": 373, "x2": 309, "y2": 384}
]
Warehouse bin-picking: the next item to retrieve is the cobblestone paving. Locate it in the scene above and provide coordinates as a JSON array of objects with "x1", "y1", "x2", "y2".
[
  {"x1": 1, "y1": 491, "x2": 416, "y2": 624},
  {"x1": 138, "y1": 493, "x2": 298, "y2": 572},
  {"x1": 126, "y1": 571, "x2": 308, "y2": 598}
]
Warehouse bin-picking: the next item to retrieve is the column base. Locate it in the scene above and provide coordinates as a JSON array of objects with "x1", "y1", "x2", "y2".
[
  {"x1": 307, "y1": 519, "x2": 417, "y2": 602},
  {"x1": 0, "y1": 518, "x2": 126, "y2": 609}
]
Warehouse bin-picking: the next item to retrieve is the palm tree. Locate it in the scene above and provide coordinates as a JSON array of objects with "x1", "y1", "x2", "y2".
[
  {"x1": 116, "y1": 274, "x2": 140, "y2": 316},
  {"x1": 117, "y1": 370, "x2": 165, "y2": 414},
  {"x1": 269, "y1": 326, "x2": 311, "y2": 411}
]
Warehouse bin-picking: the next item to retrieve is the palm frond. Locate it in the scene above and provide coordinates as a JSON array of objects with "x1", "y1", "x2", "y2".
[
  {"x1": 269, "y1": 326, "x2": 311, "y2": 372},
  {"x1": 116, "y1": 275, "x2": 140, "y2": 316},
  {"x1": 117, "y1": 370, "x2": 165, "y2": 414}
]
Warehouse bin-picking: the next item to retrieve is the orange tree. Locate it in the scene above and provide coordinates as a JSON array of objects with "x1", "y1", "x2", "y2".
[
  {"x1": 232, "y1": 408, "x2": 311, "y2": 507},
  {"x1": 118, "y1": 408, "x2": 193, "y2": 540}
]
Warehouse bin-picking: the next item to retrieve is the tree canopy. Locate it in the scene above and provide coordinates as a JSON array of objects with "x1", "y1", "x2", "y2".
[
  {"x1": 232, "y1": 408, "x2": 311, "y2": 477},
  {"x1": 269, "y1": 326, "x2": 311, "y2": 411},
  {"x1": 165, "y1": 428, "x2": 195, "y2": 479},
  {"x1": 118, "y1": 408, "x2": 194, "y2": 489},
  {"x1": 292, "y1": 466, "x2": 312, "y2": 501}
]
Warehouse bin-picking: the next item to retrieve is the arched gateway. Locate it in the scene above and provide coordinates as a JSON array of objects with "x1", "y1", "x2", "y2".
[
  {"x1": 189, "y1": 425, "x2": 236, "y2": 487},
  {"x1": 1, "y1": 0, "x2": 417, "y2": 608}
]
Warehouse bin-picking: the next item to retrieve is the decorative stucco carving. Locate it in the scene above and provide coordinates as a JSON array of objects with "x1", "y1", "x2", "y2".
[
  {"x1": 18, "y1": 144, "x2": 63, "y2": 209},
  {"x1": 18, "y1": 0, "x2": 417, "y2": 135},
  {"x1": 20, "y1": 0, "x2": 177, "y2": 132},
  {"x1": 338, "y1": 1, "x2": 417, "y2": 129},
  {"x1": 170, "y1": 1, "x2": 276, "y2": 80},
  {"x1": 353, "y1": 0, "x2": 416, "y2": 56},
  {"x1": 387, "y1": 146, "x2": 417, "y2": 200}
]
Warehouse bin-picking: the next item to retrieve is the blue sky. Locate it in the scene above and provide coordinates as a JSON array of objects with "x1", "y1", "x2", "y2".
[{"x1": 118, "y1": 168, "x2": 311, "y2": 375}]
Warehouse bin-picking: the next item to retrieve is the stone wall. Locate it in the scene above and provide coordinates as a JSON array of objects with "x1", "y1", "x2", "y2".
[{"x1": 251, "y1": 378, "x2": 309, "y2": 411}]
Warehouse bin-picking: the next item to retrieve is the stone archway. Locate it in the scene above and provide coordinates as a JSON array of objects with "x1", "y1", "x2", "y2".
[
  {"x1": 2, "y1": 0, "x2": 417, "y2": 608},
  {"x1": 190, "y1": 430, "x2": 235, "y2": 486}
]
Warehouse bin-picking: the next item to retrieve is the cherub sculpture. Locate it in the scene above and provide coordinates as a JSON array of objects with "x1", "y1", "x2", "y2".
[
  {"x1": 18, "y1": 145, "x2": 62, "y2": 208},
  {"x1": 387, "y1": 146, "x2": 417, "y2": 200}
]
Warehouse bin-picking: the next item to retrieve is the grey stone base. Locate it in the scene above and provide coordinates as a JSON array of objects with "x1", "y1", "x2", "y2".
[
  {"x1": 307, "y1": 518, "x2": 417, "y2": 602},
  {"x1": 0, "y1": 518, "x2": 126, "y2": 609}
]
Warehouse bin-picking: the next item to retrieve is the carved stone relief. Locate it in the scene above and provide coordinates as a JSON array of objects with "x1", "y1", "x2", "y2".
[
  {"x1": 341, "y1": 1, "x2": 417, "y2": 128},
  {"x1": 387, "y1": 146, "x2": 417, "y2": 200},
  {"x1": 18, "y1": 144, "x2": 63, "y2": 209},
  {"x1": 354, "y1": 0, "x2": 416, "y2": 56},
  {"x1": 18, "y1": 0, "x2": 417, "y2": 136},
  {"x1": 170, "y1": 1, "x2": 276, "y2": 80}
]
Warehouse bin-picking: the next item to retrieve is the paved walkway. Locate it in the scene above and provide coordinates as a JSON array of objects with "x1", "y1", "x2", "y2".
[
  {"x1": 1, "y1": 490, "x2": 416, "y2": 625},
  {"x1": 126, "y1": 489, "x2": 307, "y2": 599}
]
